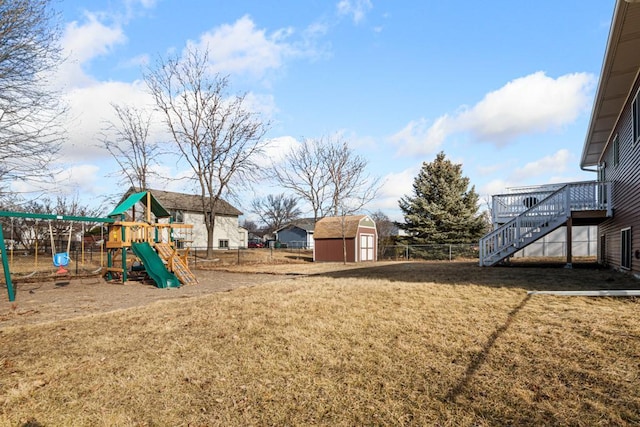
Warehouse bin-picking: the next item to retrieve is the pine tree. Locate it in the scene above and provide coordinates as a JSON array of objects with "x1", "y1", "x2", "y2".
[{"x1": 398, "y1": 152, "x2": 488, "y2": 244}]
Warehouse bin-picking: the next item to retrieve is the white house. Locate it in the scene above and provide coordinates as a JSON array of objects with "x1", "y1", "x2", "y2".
[{"x1": 120, "y1": 187, "x2": 246, "y2": 249}]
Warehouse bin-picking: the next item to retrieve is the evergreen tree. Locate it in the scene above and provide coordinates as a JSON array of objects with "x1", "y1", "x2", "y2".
[{"x1": 398, "y1": 152, "x2": 487, "y2": 244}]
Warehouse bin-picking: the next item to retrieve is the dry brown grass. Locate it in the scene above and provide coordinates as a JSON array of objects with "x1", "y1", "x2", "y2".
[{"x1": 1, "y1": 260, "x2": 639, "y2": 426}]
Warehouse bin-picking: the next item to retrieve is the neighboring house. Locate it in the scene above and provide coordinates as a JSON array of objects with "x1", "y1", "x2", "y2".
[
  {"x1": 479, "y1": 0, "x2": 640, "y2": 272},
  {"x1": 313, "y1": 215, "x2": 377, "y2": 262},
  {"x1": 275, "y1": 218, "x2": 316, "y2": 249},
  {"x1": 120, "y1": 187, "x2": 245, "y2": 249}
]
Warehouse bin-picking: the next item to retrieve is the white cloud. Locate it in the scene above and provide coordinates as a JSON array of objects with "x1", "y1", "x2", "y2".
[
  {"x1": 508, "y1": 149, "x2": 573, "y2": 182},
  {"x1": 187, "y1": 15, "x2": 296, "y2": 79},
  {"x1": 393, "y1": 71, "x2": 594, "y2": 157},
  {"x1": 10, "y1": 164, "x2": 102, "y2": 198},
  {"x1": 56, "y1": 13, "x2": 127, "y2": 89},
  {"x1": 262, "y1": 136, "x2": 300, "y2": 167},
  {"x1": 458, "y1": 72, "x2": 594, "y2": 144},
  {"x1": 61, "y1": 80, "x2": 158, "y2": 162},
  {"x1": 337, "y1": 0, "x2": 373, "y2": 24},
  {"x1": 391, "y1": 116, "x2": 451, "y2": 157}
]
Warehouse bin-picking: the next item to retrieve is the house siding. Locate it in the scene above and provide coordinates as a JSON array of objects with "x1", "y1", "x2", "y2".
[
  {"x1": 599, "y1": 73, "x2": 640, "y2": 273},
  {"x1": 278, "y1": 227, "x2": 311, "y2": 248},
  {"x1": 176, "y1": 212, "x2": 244, "y2": 249}
]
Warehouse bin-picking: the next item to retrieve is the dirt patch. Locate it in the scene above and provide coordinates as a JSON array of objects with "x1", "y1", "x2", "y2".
[{"x1": 2, "y1": 258, "x2": 638, "y2": 329}]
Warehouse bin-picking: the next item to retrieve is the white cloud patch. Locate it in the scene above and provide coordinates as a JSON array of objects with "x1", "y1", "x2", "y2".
[
  {"x1": 390, "y1": 116, "x2": 451, "y2": 157},
  {"x1": 393, "y1": 71, "x2": 594, "y2": 157},
  {"x1": 337, "y1": 0, "x2": 373, "y2": 24},
  {"x1": 187, "y1": 15, "x2": 297, "y2": 79},
  {"x1": 61, "y1": 80, "x2": 158, "y2": 162},
  {"x1": 508, "y1": 149, "x2": 573, "y2": 182},
  {"x1": 56, "y1": 13, "x2": 127, "y2": 89},
  {"x1": 262, "y1": 136, "x2": 300, "y2": 167}
]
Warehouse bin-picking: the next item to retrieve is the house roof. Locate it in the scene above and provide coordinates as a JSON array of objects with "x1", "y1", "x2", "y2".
[
  {"x1": 275, "y1": 218, "x2": 316, "y2": 233},
  {"x1": 121, "y1": 187, "x2": 243, "y2": 217},
  {"x1": 314, "y1": 215, "x2": 374, "y2": 239},
  {"x1": 581, "y1": 0, "x2": 640, "y2": 167}
]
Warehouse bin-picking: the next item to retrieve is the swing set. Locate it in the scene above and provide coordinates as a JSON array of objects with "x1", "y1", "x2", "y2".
[{"x1": 0, "y1": 211, "x2": 115, "y2": 302}]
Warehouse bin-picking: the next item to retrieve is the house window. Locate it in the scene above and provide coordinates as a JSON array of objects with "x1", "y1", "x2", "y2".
[
  {"x1": 621, "y1": 228, "x2": 631, "y2": 270},
  {"x1": 171, "y1": 210, "x2": 184, "y2": 223},
  {"x1": 218, "y1": 239, "x2": 229, "y2": 249},
  {"x1": 612, "y1": 134, "x2": 619, "y2": 167},
  {"x1": 634, "y1": 92, "x2": 640, "y2": 145}
]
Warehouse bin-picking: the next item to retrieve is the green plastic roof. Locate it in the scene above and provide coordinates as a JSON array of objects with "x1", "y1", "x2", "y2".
[{"x1": 108, "y1": 191, "x2": 171, "y2": 218}]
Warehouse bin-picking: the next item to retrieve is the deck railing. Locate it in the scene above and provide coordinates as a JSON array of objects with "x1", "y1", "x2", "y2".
[
  {"x1": 480, "y1": 181, "x2": 612, "y2": 267},
  {"x1": 491, "y1": 181, "x2": 611, "y2": 225}
]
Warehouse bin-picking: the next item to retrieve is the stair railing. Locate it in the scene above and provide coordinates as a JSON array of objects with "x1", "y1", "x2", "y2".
[{"x1": 479, "y1": 185, "x2": 571, "y2": 266}]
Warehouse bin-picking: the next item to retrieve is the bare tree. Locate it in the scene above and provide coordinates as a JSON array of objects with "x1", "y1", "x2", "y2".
[
  {"x1": 145, "y1": 47, "x2": 269, "y2": 258},
  {"x1": 0, "y1": 195, "x2": 105, "y2": 253},
  {"x1": 101, "y1": 103, "x2": 161, "y2": 190},
  {"x1": 274, "y1": 135, "x2": 379, "y2": 224},
  {"x1": 0, "y1": 0, "x2": 66, "y2": 197},
  {"x1": 273, "y1": 137, "x2": 330, "y2": 222},
  {"x1": 251, "y1": 193, "x2": 301, "y2": 232},
  {"x1": 323, "y1": 137, "x2": 379, "y2": 217}
]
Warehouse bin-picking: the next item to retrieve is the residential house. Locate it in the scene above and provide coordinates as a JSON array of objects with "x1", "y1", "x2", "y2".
[
  {"x1": 120, "y1": 187, "x2": 246, "y2": 249},
  {"x1": 479, "y1": 0, "x2": 640, "y2": 273},
  {"x1": 275, "y1": 218, "x2": 316, "y2": 249}
]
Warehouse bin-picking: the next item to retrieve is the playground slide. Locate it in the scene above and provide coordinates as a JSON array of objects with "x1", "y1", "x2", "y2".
[{"x1": 130, "y1": 242, "x2": 180, "y2": 288}]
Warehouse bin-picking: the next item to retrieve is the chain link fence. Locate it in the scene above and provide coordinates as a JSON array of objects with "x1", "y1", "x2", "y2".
[{"x1": 379, "y1": 244, "x2": 479, "y2": 261}]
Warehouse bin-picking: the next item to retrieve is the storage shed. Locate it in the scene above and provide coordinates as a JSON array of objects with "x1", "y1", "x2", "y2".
[{"x1": 313, "y1": 215, "x2": 377, "y2": 262}]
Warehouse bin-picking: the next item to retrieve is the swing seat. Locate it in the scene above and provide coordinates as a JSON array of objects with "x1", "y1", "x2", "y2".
[
  {"x1": 53, "y1": 252, "x2": 70, "y2": 267},
  {"x1": 56, "y1": 265, "x2": 69, "y2": 275}
]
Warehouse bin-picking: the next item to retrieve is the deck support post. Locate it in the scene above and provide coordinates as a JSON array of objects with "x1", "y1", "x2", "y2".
[{"x1": 565, "y1": 217, "x2": 573, "y2": 269}]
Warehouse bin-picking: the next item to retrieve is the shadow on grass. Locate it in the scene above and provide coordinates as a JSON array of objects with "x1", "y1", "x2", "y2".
[
  {"x1": 444, "y1": 293, "x2": 532, "y2": 402},
  {"x1": 312, "y1": 260, "x2": 640, "y2": 292}
]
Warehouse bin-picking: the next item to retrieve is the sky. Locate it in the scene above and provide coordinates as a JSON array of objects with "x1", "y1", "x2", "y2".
[{"x1": 23, "y1": 0, "x2": 616, "y2": 222}]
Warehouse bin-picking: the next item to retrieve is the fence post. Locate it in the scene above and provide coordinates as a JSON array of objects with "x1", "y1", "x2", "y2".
[{"x1": 449, "y1": 244, "x2": 452, "y2": 261}]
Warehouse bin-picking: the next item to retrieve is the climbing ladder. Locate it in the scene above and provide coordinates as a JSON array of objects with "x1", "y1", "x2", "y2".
[{"x1": 155, "y1": 243, "x2": 198, "y2": 285}]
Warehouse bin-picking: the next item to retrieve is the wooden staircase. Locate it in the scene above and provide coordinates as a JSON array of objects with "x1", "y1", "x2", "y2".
[{"x1": 155, "y1": 243, "x2": 198, "y2": 285}]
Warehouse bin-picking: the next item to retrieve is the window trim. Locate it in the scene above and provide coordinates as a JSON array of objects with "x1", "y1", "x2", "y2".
[
  {"x1": 218, "y1": 239, "x2": 229, "y2": 249},
  {"x1": 621, "y1": 227, "x2": 632, "y2": 270}
]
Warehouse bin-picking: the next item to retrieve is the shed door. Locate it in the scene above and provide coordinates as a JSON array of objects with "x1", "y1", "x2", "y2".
[{"x1": 360, "y1": 234, "x2": 374, "y2": 261}]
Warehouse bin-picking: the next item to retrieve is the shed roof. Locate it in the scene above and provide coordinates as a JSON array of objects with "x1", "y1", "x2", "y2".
[
  {"x1": 314, "y1": 215, "x2": 375, "y2": 239},
  {"x1": 121, "y1": 187, "x2": 242, "y2": 216}
]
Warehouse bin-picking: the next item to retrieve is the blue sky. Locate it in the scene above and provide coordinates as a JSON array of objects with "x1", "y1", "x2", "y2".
[{"x1": 27, "y1": 0, "x2": 615, "y2": 221}]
